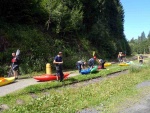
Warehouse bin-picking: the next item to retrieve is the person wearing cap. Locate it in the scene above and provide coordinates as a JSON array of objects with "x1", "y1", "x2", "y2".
[
  {"x1": 76, "y1": 60, "x2": 87, "y2": 73},
  {"x1": 88, "y1": 56, "x2": 97, "y2": 69},
  {"x1": 53, "y1": 52, "x2": 64, "y2": 82}
]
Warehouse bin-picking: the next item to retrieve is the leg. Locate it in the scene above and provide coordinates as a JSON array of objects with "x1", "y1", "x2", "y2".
[
  {"x1": 101, "y1": 61, "x2": 106, "y2": 69},
  {"x1": 56, "y1": 66, "x2": 60, "y2": 80},
  {"x1": 59, "y1": 66, "x2": 64, "y2": 82},
  {"x1": 77, "y1": 64, "x2": 82, "y2": 73},
  {"x1": 12, "y1": 65, "x2": 19, "y2": 79},
  {"x1": 13, "y1": 70, "x2": 18, "y2": 79},
  {"x1": 60, "y1": 71, "x2": 64, "y2": 82}
]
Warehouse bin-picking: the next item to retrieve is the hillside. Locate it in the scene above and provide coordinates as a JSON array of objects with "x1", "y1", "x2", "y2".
[{"x1": 0, "y1": 0, "x2": 131, "y2": 75}]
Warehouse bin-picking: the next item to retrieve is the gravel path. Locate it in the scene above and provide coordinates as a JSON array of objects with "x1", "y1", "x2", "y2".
[
  {"x1": 0, "y1": 70, "x2": 129, "y2": 97},
  {"x1": 119, "y1": 81, "x2": 150, "y2": 113},
  {"x1": 0, "y1": 72, "x2": 79, "y2": 97},
  {"x1": 119, "y1": 94, "x2": 150, "y2": 113},
  {"x1": 0, "y1": 78, "x2": 42, "y2": 97}
]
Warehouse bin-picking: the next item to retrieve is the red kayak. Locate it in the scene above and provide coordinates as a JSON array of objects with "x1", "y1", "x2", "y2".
[{"x1": 33, "y1": 72, "x2": 70, "y2": 81}]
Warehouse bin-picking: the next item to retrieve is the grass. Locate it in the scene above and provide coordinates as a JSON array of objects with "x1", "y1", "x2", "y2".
[{"x1": 1, "y1": 62, "x2": 150, "y2": 113}]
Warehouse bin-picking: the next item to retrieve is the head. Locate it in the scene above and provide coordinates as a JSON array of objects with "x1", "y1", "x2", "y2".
[
  {"x1": 58, "y1": 52, "x2": 62, "y2": 56},
  {"x1": 12, "y1": 52, "x2": 16, "y2": 57},
  {"x1": 93, "y1": 56, "x2": 96, "y2": 60},
  {"x1": 84, "y1": 62, "x2": 87, "y2": 65}
]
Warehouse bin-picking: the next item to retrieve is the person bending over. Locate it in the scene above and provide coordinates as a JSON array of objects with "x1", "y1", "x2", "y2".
[
  {"x1": 76, "y1": 60, "x2": 86, "y2": 73},
  {"x1": 88, "y1": 56, "x2": 97, "y2": 69},
  {"x1": 98, "y1": 59, "x2": 106, "y2": 69}
]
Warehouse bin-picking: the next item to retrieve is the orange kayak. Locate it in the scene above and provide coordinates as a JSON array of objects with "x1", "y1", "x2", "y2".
[{"x1": 33, "y1": 72, "x2": 70, "y2": 81}]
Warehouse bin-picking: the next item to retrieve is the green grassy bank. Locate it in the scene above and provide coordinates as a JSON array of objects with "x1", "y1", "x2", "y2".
[{"x1": 0, "y1": 63, "x2": 150, "y2": 113}]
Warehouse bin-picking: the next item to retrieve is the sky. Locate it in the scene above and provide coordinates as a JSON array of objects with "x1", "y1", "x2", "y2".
[{"x1": 120, "y1": 0, "x2": 150, "y2": 41}]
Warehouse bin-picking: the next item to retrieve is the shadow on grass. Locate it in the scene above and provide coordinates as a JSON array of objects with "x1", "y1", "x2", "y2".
[
  {"x1": 64, "y1": 77, "x2": 78, "y2": 83},
  {"x1": 90, "y1": 70, "x2": 99, "y2": 74}
]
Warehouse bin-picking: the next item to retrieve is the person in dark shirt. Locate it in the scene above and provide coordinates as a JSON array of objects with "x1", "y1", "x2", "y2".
[
  {"x1": 53, "y1": 52, "x2": 64, "y2": 82},
  {"x1": 76, "y1": 60, "x2": 86, "y2": 73},
  {"x1": 88, "y1": 56, "x2": 97, "y2": 69}
]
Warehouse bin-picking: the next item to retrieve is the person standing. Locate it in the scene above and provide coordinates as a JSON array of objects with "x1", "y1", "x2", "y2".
[
  {"x1": 76, "y1": 60, "x2": 86, "y2": 73},
  {"x1": 11, "y1": 52, "x2": 20, "y2": 79},
  {"x1": 138, "y1": 54, "x2": 143, "y2": 64},
  {"x1": 118, "y1": 52, "x2": 123, "y2": 63},
  {"x1": 53, "y1": 52, "x2": 64, "y2": 82}
]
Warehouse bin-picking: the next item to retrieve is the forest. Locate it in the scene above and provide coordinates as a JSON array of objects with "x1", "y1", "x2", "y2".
[
  {"x1": 129, "y1": 31, "x2": 150, "y2": 54},
  {"x1": 0, "y1": 0, "x2": 131, "y2": 75}
]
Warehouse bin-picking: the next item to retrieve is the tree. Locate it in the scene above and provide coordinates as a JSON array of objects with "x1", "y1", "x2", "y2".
[
  {"x1": 140, "y1": 31, "x2": 146, "y2": 41},
  {"x1": 0, "y1": 0, "x2": 48, "y2": 24},
  {"x1": 147, "y1": 31, "x2": 150, "y2": 40}
]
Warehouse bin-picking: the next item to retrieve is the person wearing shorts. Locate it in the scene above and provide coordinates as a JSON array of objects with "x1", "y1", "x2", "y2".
[{"x1": 11, "y1": 52, "x2": 19, "y2": 79}]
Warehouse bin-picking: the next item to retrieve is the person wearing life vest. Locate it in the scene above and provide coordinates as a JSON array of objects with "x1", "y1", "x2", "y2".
[
  {"x1": 11, "y1": 52, "x2": 19, "y2": 79},
  {"x1": 53, "y1": 52, "x2": 64, "y2": 82},
  {"x1": 138, "y1": 54, "x2": 143, "y2": 64},
  {"x1": 76, "y1": 60, "x2": 86, "y2": 73}
]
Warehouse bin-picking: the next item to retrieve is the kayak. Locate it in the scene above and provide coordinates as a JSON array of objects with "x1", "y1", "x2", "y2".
[
  {"x1": 98, "y1": 62, "x2": 112, "y2": 69},
  {"x1": 118, "y1": 63, "x2": 129, "y2": 66},
  {"x1": 104, "y1": 62, "x2": 112, "y2": 67},
  {"x1": 91, "y1": 66, "x2": 98, "y2": 73},
  {"x1": 0, "y1": 77, "x2": 15, "y2": 86},
  {"x1": 80, "y1": 68, "x2": 91, "y2": 74},
  {"x1": 33, "y1": 72, "x2": 70, "y2": 81}
]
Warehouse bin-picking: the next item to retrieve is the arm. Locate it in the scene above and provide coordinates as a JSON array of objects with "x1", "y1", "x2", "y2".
[
  {"x1": 96, "y1": 59, "x2": 101, "y2": 64},
  {"x1": 118, "y1": 54, "x2": 119, "y2": 58},
  {"x1": 137, "y1": 56, "x2": 139, "y2": 61},
  {"x1": 53, "y1": 60, "x2": 63, "y2": 64},
  {"x1": 53, "y1": 56, "x2": 63, "y2": 64}
]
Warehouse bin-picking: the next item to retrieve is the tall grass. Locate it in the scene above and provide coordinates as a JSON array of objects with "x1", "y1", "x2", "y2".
[{"x1": 129, "y1": 59, "x2": 150, "y2": 73}]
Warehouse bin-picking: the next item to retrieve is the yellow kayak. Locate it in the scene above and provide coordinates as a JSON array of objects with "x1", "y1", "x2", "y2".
[
  {"x1": 118, "y1": 63, "x2": 129, "y2": 66},
  {"x1": 0, "y1": 77, "x2": 15, "y2": 86},
  {"x1": 104, "y1": 62, "x2": 112, "y2": 67}
]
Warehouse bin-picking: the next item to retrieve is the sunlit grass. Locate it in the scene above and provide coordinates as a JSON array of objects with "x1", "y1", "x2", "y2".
[{"x1": 1, "y1": 63, "x2": 150, "y2": 113}]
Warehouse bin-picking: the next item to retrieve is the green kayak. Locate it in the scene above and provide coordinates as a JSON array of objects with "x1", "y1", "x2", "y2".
[{"x1": 90, "y1": 66, "x2": 98, "y2": 73}]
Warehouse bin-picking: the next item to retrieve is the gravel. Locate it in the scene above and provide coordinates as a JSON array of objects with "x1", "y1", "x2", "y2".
[
  {"x1": 119, "y1": 94, "x2": 150, "y2": 113},
  {"x1": 0, "y1": 72, "x2": 79, "y2": 97},
  {"x1": 0, "y1": 78, "x2": 43, "y2": 97}
]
